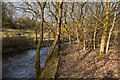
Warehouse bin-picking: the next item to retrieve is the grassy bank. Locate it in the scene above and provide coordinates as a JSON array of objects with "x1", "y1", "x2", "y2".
[{"x1": 2, "y1": 28, "x2": 54, "y2": 55}]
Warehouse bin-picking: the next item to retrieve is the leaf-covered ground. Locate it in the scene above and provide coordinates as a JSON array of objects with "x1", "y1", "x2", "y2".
[{"x1": 56, "y1": 44, "x2": 119, "y2": 78}]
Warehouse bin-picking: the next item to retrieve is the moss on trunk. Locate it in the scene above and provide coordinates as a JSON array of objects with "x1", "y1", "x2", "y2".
[{"x1": 40, "y1": 48, "x2": 59, "y2": 78}]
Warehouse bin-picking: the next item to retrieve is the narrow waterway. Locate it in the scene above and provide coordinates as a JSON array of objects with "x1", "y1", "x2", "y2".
[
  {"x1": 2, "y1": 47, "x2": 50, "y2": 78},
  {"x1": 2, "y1": 40, "x2": 76, "y2": 78}
]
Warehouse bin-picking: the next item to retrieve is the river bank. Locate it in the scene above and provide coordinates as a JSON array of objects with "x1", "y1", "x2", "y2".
[
  {"x1": 56, "y1": 44, "x2": 119, "y2": 78},
  {"x1": 2, "y1": 29, "x2": 55, "y2": 59}
]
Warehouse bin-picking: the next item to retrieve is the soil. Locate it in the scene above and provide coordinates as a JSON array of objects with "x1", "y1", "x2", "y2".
[{"x1": 56, "y1": 44, "x2": 120, "y2": 78}]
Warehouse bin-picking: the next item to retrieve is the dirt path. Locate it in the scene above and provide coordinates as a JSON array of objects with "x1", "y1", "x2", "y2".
[{"x1": 56, "y1": 44, "x2": 119, "y2": 78}]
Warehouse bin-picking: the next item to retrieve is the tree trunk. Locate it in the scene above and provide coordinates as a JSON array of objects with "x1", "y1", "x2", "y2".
[
  {"x1": 106, "y1": 3, "x2": 118, "y2": 54},
  {"x1": 34, "y1": 25, "x2": 38, "y2": 45},
  {"x1": 93, "y1": 2, "x2": 99, "y2": 49},
  {"x1": 44, "y1": 1, "x2": 63, "y2": 65},
  {"x1": 76, "y1": 25, "x2": 80, "y2": 46},
  {"x1": 83, "y1": 26, "x2": 86, "y2": 51},
  {"x1": 68, "y1": 33, "x2": 71, "y2": 45},
  {"x1": 100, "y1": 2, "x2": 110, "y2": 55},
  {"x1": 35, "y1": 8, "x2": 44, "y2": 77},
  {"x1": 35, "y1": 29, "x2": 38, "y2": 45},
  {"x1": 57, "y1": 23, "x2": 61, "y2": 51},
  {"x1": 68, "y1": 23, "x2": 71, "y2": 45},
  {"x1": 61, "y1": 25, "x2": 64, "y2": 43},
  {"x1": 35, "y1": 22, "x2": 38, "y2": 45},
  {"x1": 48, "y1": 31, "x2": 50, "y2": 46},
  {"x1": 93, "y1": 26, "x2": 97, "y2": 49}
]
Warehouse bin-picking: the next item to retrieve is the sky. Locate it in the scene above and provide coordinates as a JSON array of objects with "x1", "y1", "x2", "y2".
[
  {"x1": 1, "y1": 0, "x2": 119, "y2": 2},
  {"x1": 4, "y1": 1, "x2": 120, "y2": 27}
]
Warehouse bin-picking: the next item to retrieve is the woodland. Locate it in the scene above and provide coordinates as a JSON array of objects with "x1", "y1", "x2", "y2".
[{"x1": 1, "y1": 1, "x2": 120, "y2": 79}]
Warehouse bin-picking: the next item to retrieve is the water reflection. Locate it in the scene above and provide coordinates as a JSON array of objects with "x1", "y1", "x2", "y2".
[{"x1": 2, "y1": 47, "x2": 50, "y2": 78}]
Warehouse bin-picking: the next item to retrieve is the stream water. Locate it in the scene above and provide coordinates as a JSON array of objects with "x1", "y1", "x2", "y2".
[
  {"x1": 2, "y1": 47, "x2": 50, "y2": 78},
  {"x1": 2, "y1": 40, "x2": 79, "y2": 78}
]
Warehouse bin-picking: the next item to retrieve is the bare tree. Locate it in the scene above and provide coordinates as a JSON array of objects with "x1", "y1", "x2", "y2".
[
  {"x1": 35, "y1": 2, "x2": 46, "y2": 77},
  {"x1": 44, "y1": 1, "x2": 63, "y2": 65},
  {"x1": 100, "y1": 2, "x2": 110, "y2": 55},
  {"x1": 106, "y1": 3, "x2": 118, "y2": 53},
  {"x1": 22, "y1": 1, "x2": 46, "y2": 77}
]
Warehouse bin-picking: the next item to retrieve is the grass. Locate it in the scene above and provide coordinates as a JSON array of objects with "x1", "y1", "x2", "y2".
[
  {"x1": 2, "y1": 29, "x2": 39, "y2": 41},
  {"x1": 2, "y1": 28, "x2": 54, "y2": 41}
]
